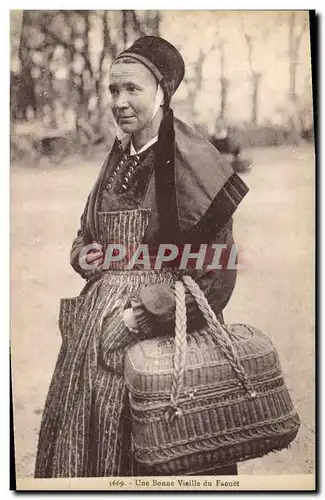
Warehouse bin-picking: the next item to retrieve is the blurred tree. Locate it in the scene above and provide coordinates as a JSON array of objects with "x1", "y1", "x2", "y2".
[
  {"x1": 15, "y1": 43, "x2": 37, "y2": 120},
  {"x1": 10, "y1": 11, "x2": 35, "y2": 121},
  {"x1": 218, "y1": 39, "x2": 228, "y2": 120},
  {"x1": 287, "y1": 12, "x2": 309, "y2": 142},
  {"x1": 13, "y1": 10, "x2": 162, "y2": 153},
  {"x1": 173, "y1": 13, "x2": 237, "y2": 128},
  {"x1": 178, "y1": 16, "x2": 222, "y2": 124},
  {"x1": 288, "y1": 11, "x2": 309, "y2": 103},
  {"x1": 273, "y1": 11, "x2": 310, "y2": 143},
  {"x1": 120, "y1": 10, "x2": 160, "y2": 49},
  {"x1": 240, "y1": 14, "x2": 264, "y2": 125},
  {"x1": 10, "y1": 10, "x2": 23, "y2": 71},
  {"x1": 11, "y1": 10, "x2": 313, "y2": 156}
]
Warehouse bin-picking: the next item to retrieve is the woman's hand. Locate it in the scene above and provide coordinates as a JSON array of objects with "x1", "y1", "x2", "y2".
[
  {"x1": 85, "y1": 244, "x2": 104, "y2": 268},
  {"x1": 123, "y1": 308, "x2": 140, "y2": 333}
]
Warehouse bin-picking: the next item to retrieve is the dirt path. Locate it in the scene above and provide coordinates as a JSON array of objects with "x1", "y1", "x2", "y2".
[{"x1": 11, "y1": 145, "x2": 315, "y2": 478}]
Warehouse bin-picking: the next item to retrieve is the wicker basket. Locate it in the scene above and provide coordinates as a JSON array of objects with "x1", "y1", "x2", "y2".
[{"x1": 124, "y1": 276, "x2": 300, "y2": 475}]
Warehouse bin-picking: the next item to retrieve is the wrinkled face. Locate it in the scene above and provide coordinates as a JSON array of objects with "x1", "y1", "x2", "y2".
[{"x1": 109, "y1": 59, "x2": 158, "y2": 133}]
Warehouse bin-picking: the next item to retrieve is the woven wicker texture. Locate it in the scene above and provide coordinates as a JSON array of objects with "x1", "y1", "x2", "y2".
[
  {"x1": 125, "y1": 325, "x2": 280, "y2": 397},
  {"x1": 125, "y1": 277, "x2": 300, "y2": 474}
]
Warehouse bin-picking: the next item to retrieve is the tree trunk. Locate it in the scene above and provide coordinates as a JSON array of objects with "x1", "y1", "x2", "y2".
[
  {"x1": 251, "y1": 72, "x2": 261, "y2": 125},
  {"x1": 219, "y1": 43, "x2": 227, "y2": 119},
  {"x1": 288, "y1": 12, "x2": 297, "y2": 103},
  {"x1": 288, "y1": 12, "x2": 307, "y2": 103},
  {"x1": 17, "y1": 37, "x2": 37, "y2": 120},
  {"x1": 220, "y1": 77, "x2": 228, "y2": 120},
  {"x1": 122, "y1": 11, "x2": 128, "y2": 49},
  {"x1": 153, "y1": 11, "x2": 161, "y2": 36},
  {"x1": 287, "y1": 12, "x2": 308, "y2": 143}
]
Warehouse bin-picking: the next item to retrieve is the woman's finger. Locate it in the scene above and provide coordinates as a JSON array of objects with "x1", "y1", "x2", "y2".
[
  {"x1": 86, "y1": 250, "x2": 104, "y2": 264},
  {"x1": 93, "y1": 257, "x2": 105, "y2": 268}
]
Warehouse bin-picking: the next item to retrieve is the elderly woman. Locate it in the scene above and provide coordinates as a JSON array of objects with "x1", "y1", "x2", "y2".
[{"x1": 35, "y1": 36, "x2": 249, "y2": 478}]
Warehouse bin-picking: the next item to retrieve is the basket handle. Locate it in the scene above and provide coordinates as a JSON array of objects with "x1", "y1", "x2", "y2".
[
  {"x1": 168, "y1": 276, "x2": 256, "y2": 419},
  {"x1": 169, "y1": 281, "x2": 187, "y2": 416}
]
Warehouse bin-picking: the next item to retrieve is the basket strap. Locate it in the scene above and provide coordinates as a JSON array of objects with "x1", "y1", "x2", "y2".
[
  {"x1": 169, "y1": 280, "x2": 187, "y2": 417},
  {"x1": 181, "y1": 275, "x2": 256, "y2": 399}
]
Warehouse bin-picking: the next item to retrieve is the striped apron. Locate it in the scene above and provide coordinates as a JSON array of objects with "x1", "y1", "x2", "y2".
[{"x1": 34, "y1": 209, "x2": 178, "y2": 477}]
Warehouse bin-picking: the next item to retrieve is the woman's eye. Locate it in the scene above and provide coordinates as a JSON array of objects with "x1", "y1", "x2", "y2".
[
  {"x1": 109, "y1": 86, "x2": 118, "y2": 97},
  {"x1": 127, "y1": 85, "x2": 137, "y2": 93}
]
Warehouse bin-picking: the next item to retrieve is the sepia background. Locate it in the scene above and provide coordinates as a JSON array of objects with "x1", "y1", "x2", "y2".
[{"x1": 10, "y1": 10, "x2": 315, "y2": 479}]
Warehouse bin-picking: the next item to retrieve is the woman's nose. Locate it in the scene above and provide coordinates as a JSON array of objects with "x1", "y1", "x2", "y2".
[{"x1": 114, "y1": 91, "x2": 129, "y2": 109}]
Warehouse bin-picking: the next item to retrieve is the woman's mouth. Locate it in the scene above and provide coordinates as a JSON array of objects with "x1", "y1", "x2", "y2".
[{"x1": 118, "y1": 116, "x2": 135, "y2": 122}]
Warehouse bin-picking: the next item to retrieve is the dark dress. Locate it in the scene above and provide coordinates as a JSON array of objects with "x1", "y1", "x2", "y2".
[{"x1": 35, "y1": 119, "x2": 247, "y2": 477}]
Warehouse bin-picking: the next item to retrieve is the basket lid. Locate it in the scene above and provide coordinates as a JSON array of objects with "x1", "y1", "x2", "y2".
[{"x1": 124, "y1": 324, "x2": 281, "y2": 397}]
